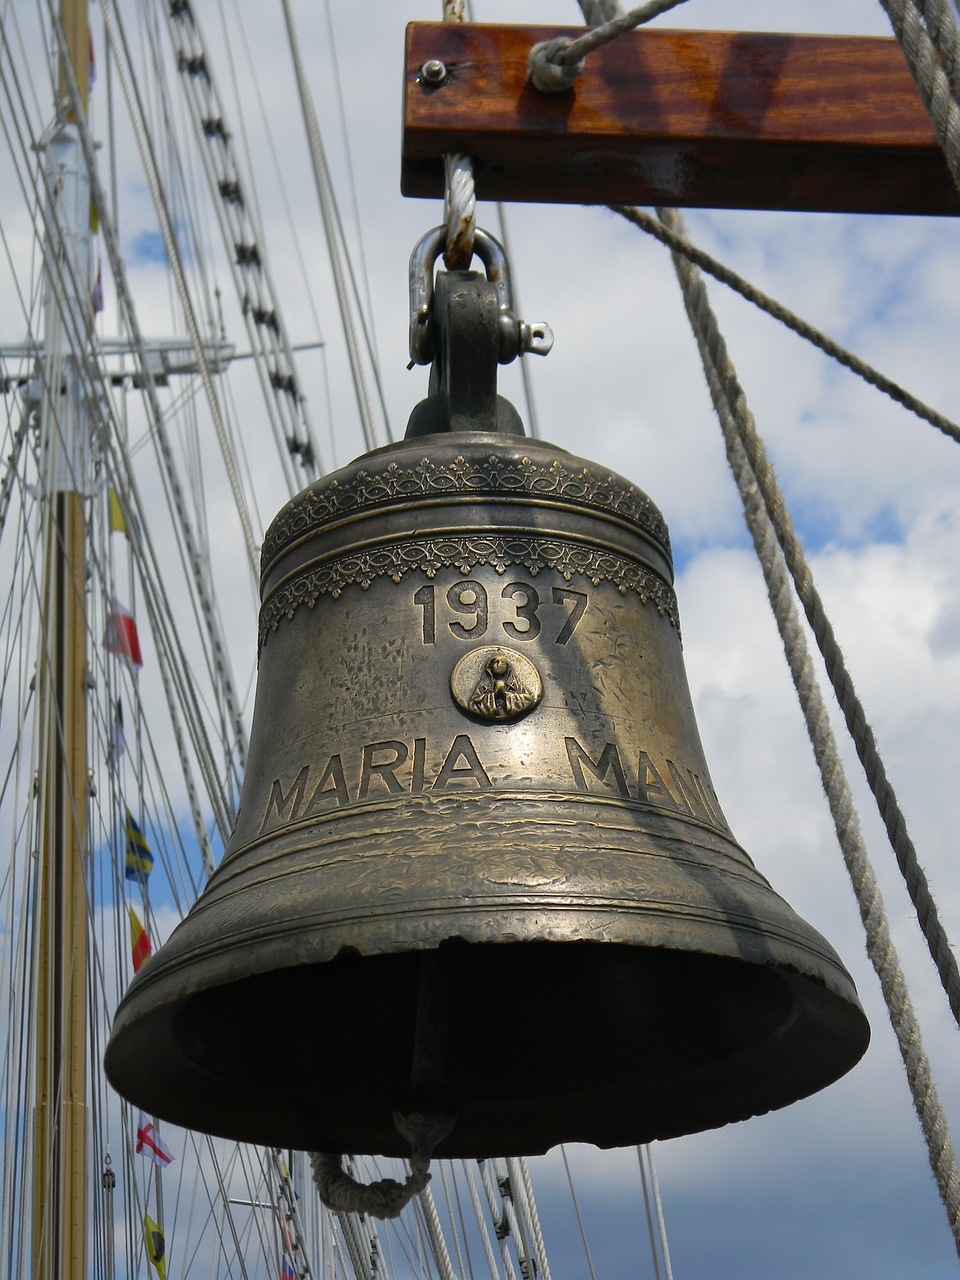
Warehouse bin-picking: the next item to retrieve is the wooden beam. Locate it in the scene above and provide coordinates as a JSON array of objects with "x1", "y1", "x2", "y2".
[{"x1": 402, "y1": 23, "x2": 959, "y2": 216}]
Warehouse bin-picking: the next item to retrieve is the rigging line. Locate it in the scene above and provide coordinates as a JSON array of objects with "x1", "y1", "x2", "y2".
[
  {"x1": 279, "y1": 0, "x2": 383, "y2": 453},
  {"x1": 97, "y1": 0, "x2": 260, "y2": 576},
  {"x1": 417, "y1": 1183, "x2": 459, "y2": 1280},
  {"x1": 5, "y1": 0, "x2": 48, "y2": 126},
  {"x1": 99, "y1": 425, "x2": 238, "y2": 842},
  {"x1": 558, "y1": 1148, "x2": 597, "y2": 1280},
  {"x1": 321, "y1": 0, "x2": 381, "y2": 364},
  {"x1": 476, "y1": 1159, "x2": 518, "y2": 1280},
  {"x1": 609, "y1": 204, "x2": 960, "y2": 447},
  {"x1": 144, "y1": 2, "x2": 224, "y2": 359},
  {"x1": 659, "y1": 204, "x2": 960, "y2": 1032},
  {"x1": 636, "y1": 1147, "x2": 662, "y2": 1280},
  {"x1": 222, "y1": 0, "x2": 331, "y2": 354},
  {"x1": 161, "y1": 0, "x2": 321, "y2": 488},
  {"x1": 52, "y1": 17, "x2": 250, "y2": 794},
  {"x1": 214, "y1": 0, "x2": 269, "y2": 271},
  {"x1": 0, "y1": 122, "x2": 43, "y2": 347},
  {"x1": 529, "y1": 0, "x2": 691, "y2": 92},
  {"x1": 497, "y1": 1161, "x2": 537, "y2": 1280},
  {"x1": 461, "y1": 1162, "x2": 502, "y2": 1280},
  {"x1": 645, "y1": 1146, "x2": 673, "y2": 1280},
  {"x1": 444, "y1": 1164, "x2": 478, "y2": 1280},
  {"x1": 879, "y1": 0, "x2": 960, "y2": 193},
  {"x1": 492, "y1": 206, "x2": 541, "y2": 439},
  {"x1": 514, "y1": 1158, "x2": 552, "y2": 1280},
  {"x1": 663, "y1": 202, "x2": 960, "y2": 1254},
  {"x1": 0, "y1": 404, "x2": 32, "y2": 546},
  {"x1": 98, "y1": 424, "x2": 240, "y2": 841},
  {"x1": 438, "y1": 1164, "x2": 470, "y2": 1280},
  {"x1": 916, "y1": 0, "x2": 960, "y2": 98},
  {"x1": 92, "y1": 481, "x2": 239, "y2": 849}
]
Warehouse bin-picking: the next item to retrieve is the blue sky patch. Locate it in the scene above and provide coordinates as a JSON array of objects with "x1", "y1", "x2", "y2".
[{"x1": 131, "y1": 231, "x2": 168, "y2": 266}]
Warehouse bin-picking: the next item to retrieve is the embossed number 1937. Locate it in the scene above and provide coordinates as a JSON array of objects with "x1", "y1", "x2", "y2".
[{"x1": 414, "y1": 580, "x2": 587, "y2": 645}]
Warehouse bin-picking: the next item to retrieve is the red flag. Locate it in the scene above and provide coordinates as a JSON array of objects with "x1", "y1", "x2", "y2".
[
  {"x1": 105, "y1": 601, "x2": 143, "y2": 669},
  {"x1": 92, "y1": 263, "x2": 104, "y2": 314},
  {"x1": 129, "y1": 907, "x2": 152, "y2": 973}
]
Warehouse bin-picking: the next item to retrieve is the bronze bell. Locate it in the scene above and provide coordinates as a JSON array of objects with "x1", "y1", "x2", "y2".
[{"x1": 105, "y1": 233, "x2": 869, "y2": 1158}]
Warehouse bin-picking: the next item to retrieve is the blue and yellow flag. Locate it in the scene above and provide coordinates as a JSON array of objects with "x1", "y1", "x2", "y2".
[
  {"x1": 125, "y1": 807, "x2": 154, "y2": 884},
  {"x1": 144, "y1": 1214, "x2": 166, "y2": 1279}
]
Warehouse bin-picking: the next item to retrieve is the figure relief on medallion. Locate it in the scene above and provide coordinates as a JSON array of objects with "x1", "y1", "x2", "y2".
[{"x1": 450, "y1": 646, "x2": 543, "y2": 723}]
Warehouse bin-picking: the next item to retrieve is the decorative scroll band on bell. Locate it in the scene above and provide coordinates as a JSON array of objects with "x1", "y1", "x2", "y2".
[{"x1": 258, "y1": 451, "x2": 672, "y2": 571}]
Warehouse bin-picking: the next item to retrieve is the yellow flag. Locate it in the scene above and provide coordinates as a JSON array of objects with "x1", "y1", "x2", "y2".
[
  {"x1": 108, "y1": 488, "x2": 127, "y2": 536},
  {"x1": 144, "y1": 1214, "x2": 166, "y2": 1279}
]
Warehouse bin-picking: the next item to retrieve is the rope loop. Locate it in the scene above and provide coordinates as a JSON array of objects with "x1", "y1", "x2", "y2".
[
  {"x1": 309, "y1": 1105, "x2": 457, "y2": 1221},
  {"x1": 310, "y1": 1152, "x2": 430, "y2": 1220}
]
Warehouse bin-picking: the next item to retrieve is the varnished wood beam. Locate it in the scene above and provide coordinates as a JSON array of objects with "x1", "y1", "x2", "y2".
[{"x1": 402, "y1": 23, "x2": 958, "y2": 216}]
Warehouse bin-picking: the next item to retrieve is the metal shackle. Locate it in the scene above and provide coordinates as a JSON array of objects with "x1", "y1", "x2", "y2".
[{"x1": 408, "y1": 225, "x2": 554, "y2": 367}]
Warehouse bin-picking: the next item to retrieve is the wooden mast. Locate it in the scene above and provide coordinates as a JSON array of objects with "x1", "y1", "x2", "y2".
[{"x1": 33, "y1": 2, "x2": 91, "y2": 1278}]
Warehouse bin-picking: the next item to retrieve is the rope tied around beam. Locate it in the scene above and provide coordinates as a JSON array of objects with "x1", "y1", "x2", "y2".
[{"x1": 529, "y1": 0, "x2": 691, "y2": 92}]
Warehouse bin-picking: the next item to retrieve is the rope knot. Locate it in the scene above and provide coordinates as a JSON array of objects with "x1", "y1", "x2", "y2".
[{"x1": 528, "y1": 38, "x2": 584, "y2": 93}]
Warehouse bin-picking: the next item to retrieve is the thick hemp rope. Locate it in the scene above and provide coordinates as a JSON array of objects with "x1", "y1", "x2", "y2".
[
  {"x1": 662, "y1": 205, "x2": 960, "y2": 1254},
  {"x1": 654, "y1": 209, "x2": 960, "y2": 1034},
  {"x1": 309, "y1": 1098, "x2": 456, "y2": 1219},
  {"x1": 310, "y1": 1152, "x2": 429, "y2": 1219},
  {"x1": 878, "y1": 0, "x2": 960, "y2": 194},
  {"x1": 529, "y1": 0, "x2": 691, "y2": 93},
  {"x1": 914, "y1": 0, "x2": 960, "y2": 98}
]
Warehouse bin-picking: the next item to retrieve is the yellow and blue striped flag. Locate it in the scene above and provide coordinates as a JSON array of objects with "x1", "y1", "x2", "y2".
[{"x1": 125, "y1": 807, "x2": 154, "y2": 884}]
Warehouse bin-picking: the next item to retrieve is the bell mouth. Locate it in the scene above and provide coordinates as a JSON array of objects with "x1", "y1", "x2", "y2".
[{"x1": 106, "y1": 939, "x2": 868, "y2": 1158}]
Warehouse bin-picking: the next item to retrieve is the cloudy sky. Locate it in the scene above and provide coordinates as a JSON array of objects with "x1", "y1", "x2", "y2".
[{"x1": 2, "y1": 0, "x2": 960, "y2": 1277}]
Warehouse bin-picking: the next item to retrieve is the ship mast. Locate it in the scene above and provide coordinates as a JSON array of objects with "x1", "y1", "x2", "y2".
[{"x1": 32, "y1": 2, "x2": 92, "y2": 1278}]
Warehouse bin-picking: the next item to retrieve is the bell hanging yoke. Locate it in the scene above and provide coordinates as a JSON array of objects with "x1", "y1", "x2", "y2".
[{"x1": 105, "y1": 228, "x2": 868, "y2": 1159}]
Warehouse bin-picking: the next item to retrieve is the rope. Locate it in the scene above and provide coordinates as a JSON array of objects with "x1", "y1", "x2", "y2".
[
  {"x1": 529, "y1": 0, "x2": 691, "y2": 92},
  {"x1": 309, "y1": 1104, "x2": 456, "y2": 1221},
  {"x1": 441, "y1": 5, "x2": 476, "y2": 267},
  {"x1": 609, "y1": 204, "x2": 960, "y2": 447},
  {"x1": 578, "y1": 0, "x2": 622, "y2": 22},
  {"x1": 657, "y1": 205, "x2": 960, "y2": 1031},
  {"x1": 310, "y1": 1152, "x2": 429, "y2": 1221},
  {"x1": 915, "y1": 0, "x2": 960, "y2": 98},
  {"x1": 646, "y1": 1146, "x2": 674, "y2": 1280},
  {"x1": 516, "y1": 1157, "x2": 553, "y2": 1280},
  {"x1": 443, "y1": 153, "x2": 477, "y2": 270},
  {"x1": 418, "y1": 1183, "x2": 459, "y2": 1280},
  {"x1": 662, "y1": 204, "x2": 960, "y2": 1254},
  {"x1": 280, "y1": 0, "x2": 382, "y2": 451},
  {"x1": 877, "y1": 0, "x2": 960, "y2": 193},
  {"x1": 637, "y1": 1147, "x2": 662, "y2": 1280},
  {"x1": 559, "y1": 1147, "x2": 598, "y2": 1280}
]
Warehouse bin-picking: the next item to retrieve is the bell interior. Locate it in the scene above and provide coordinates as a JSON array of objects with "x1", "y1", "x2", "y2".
[{"x1": 151, "y1": 939, "x2": 862, "y2": 1157}]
